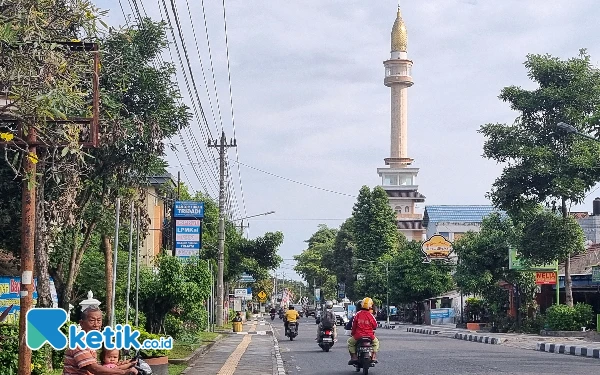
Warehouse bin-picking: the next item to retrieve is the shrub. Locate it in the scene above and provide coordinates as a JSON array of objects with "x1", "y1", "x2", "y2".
[
  {"x1": 464, "y1": 298, "x2": 485, "y2": 322},
  {"x1": 133, "y1": 325, "x2": 170, "y2": 358},
  {"x1": 574, "y1": 303, "x2": 594, "y2": 329},
  {"x1": 521, "y1": 314, "x2": 546, "y2": 334},
  {"x1": 545, "y1": 303, "x2": 594, "y2": 331},
  {"x1": 164, "y1": 313, "x2": 184, "y2": 338},
  {"x1": 0, "y1": 324, "x2": 51, "y2": 375}
]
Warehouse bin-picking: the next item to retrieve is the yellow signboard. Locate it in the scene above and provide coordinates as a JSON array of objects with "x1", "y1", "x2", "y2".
[
  {"x1": 421, "y1": 234, "x2": 453, "y2": 261},
  {"x1": 257, "y1": 291, "x2": 267, "y2": 300}
]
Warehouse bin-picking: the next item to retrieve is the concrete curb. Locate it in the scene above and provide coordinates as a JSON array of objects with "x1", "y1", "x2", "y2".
[
  {"x1": 169, "y1": 335, "x2": 223, "y2": 365},
  {"x1": 406, "y1": 327, "x2": 440, "y2": 335},
  {"x1": 269, "y1": 322, "x2": 287, "y2": 375},
  {"x1": 536, "y1": 342, "x2": 600, "y2": 358},
  {"x1": 454, "y1": 332, "x2": 504, "y2": 344}
]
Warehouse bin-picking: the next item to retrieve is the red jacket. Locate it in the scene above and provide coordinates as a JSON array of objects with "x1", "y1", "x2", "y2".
[{"x1": 351, "y1": 310, "x2": 377, "y2": 340}]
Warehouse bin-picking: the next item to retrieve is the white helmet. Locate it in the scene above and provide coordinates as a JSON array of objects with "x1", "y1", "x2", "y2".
[{"x1": 325, "y1": 300, "x2": 333, "y2": 309}]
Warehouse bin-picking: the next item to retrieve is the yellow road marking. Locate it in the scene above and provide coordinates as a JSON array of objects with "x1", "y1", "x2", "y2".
[{"x1": 216, "y1": 321, "x2": 257, "y2": 375}]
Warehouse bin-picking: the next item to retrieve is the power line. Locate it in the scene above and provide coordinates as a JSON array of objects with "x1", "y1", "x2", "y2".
[
  {"x1": 221, "y1": 0, "x2": 248, "y2": 219},
  {"x1": 227, "y1": 159, "x2": 357, "y2": 198}
]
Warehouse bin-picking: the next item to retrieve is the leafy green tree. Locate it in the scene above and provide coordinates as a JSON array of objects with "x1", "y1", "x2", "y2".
[
  {"x1": 332, "y1": 218, "x2": 357, "y2": 300},
  {"x1": 352, "y1": 186, "x2": 400, "y2": 261},
  {"x1": 389, "y1": 241, "x2": 454, "y2": 304},
  {"x1": 480, "y1": 50, "x2": 600, "y2": 306},
  {"x1": 453, "y1": 213, "x2": 535, "y2": 324},
  {"x1": 138, "y1": 255, "x2": 210, "y2": 333},
  {"x1": 294, "y1": 225, "x2": 338, "y2": 300}
]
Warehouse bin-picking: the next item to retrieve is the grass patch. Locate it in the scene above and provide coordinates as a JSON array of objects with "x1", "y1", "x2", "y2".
[
  {"x1": 168, "y1": 363, "x2": 188, "y2": 375},
  {"x1": 49, "y1": 370, "x2": 62, "y2": 375},
  {"x1": 169, "y1": 331, "x2": 221, "y2": 359}
]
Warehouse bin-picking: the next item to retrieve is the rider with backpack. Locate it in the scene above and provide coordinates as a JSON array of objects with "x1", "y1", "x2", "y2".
[{"x1": 316, "y1": 300, "x2": 337, "y2": 342}]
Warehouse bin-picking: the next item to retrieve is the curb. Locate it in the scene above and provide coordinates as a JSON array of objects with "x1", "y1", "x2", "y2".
[
  {"x1": 406, "y1": 327, "x2": 439, "y2": 335},
  {"x1": 269, "y1": 322, "x2": 287, "y2": 375},
  {"x1": 536, "y1": 342, "x2": 600, "y2": 358},
  {"x1": 169, "y1": 334, "x2": 223, "y2": 366},
  {"x1": 454, "y1": 332, "x2": 504, "y2": 344}
]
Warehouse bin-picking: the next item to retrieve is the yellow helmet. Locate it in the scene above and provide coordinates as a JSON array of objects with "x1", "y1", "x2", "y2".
[{"x1": 361, "y1": 297, "x2": 373, "y2": 310}]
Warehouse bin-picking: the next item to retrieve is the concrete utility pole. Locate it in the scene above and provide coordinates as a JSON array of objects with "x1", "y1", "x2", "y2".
[{"x1": 208, "y1": 131, "x2": 236, "y2": 327}]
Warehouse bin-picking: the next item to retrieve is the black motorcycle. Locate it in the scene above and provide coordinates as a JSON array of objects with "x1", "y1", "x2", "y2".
[
  {"x1": 352, "y1": 337, "x2": 375, "y2": 374},
  {"x1": 270, "y1": 313, "x2": 276, "y2": 321},
  {"x1": 285, "y1": 321, "x2": 298, "y2": 341},
  {"x1": 317, "y1": 328, "x2": 334, "y2": 352},
  {"x1": 278, "y1": 311, "x2": 284, "y2": 319}
]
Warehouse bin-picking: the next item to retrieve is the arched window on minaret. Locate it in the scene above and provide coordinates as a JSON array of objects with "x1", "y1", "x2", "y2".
[
  {"x1": 395, "y1": 206, "x2": 402, "y2": 215},
  {"x1": 405, "y1": 206, "x2": 410, "y2": 213}
]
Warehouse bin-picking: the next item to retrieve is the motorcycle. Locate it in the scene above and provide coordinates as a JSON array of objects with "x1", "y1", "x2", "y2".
[
  {"x1": 285, "y1": 321, "x2": 298, "y2": 341},
  {"x1": 352, "y1": 337, "x2": 375, "y2": 375},
  {"x1": 317, "y1": 328, "x2": 334, "y2": 352},
  {"x1": 270, "y1": 312, "x2": 276, "y2": 321},
  {"x1": 278, "y1": 311, "x2": 284, "y2": 319}
]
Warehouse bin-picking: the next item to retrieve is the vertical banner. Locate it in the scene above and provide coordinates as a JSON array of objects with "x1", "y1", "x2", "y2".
[
  {"x1": 314, "y1": 288, "x2": 321, "y2": 302},
  {"x1": 173, "y1": 201, "x2": 204, "y2": 259}
]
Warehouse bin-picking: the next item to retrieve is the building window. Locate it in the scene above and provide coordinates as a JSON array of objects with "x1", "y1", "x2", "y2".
[
  {"x1": 405, "y1": 206, "x2": 410, "y2": 213},
  {"x1": 383, "y1": 174, "x2": 398, "y2": 186},
  {"x1": 399, "y1": 176, "x2": 413, "y2": 185},
  {"x1": 395, "y1": 206, "x2": 402, "y2": 214}
]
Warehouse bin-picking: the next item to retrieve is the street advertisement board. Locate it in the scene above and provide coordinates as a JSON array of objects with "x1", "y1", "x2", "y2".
[
  {"x1": 174, "y1": 219, "x2": 201, "y2": 259},
  {"x1": 0, "y1": 277, "x2": 59, "y2": 323},
  {"x1": 509, "y1": 247, "x2": 557, "y2": 271},
  {"x1": 421, "y1": 234, "x2": 453, "y2": 262},
  {"x1": 173, "y1": 201, "x2": 204, "y2": 218},
  {"x1": 535, "y1": 271, "x2": 557, "y2": 285},
  {"x1": 592, "y1": 266, "x2": 600, "y2": 283}
]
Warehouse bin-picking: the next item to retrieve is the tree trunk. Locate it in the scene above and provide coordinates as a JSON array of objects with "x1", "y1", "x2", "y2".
[
  {"x1": 102, "y1": 233, "x2": 114, "y2": 325},
  {"x1": 562, "y1": 197, "x2": 573, "y2": 307},
  {"x1": 34, "y1": 157, "x2": 53, "y2": 308}
]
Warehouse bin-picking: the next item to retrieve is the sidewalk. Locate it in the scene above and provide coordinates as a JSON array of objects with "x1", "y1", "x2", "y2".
[{"x1": 184, "y1": 315, "x2": 284, "y2": 375}]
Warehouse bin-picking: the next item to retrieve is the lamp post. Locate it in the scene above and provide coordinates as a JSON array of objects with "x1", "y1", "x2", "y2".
[
  {"x1": 557, "y1": 122, "x2": 600, "y2": 142},
  {"x1": 80, "y1": 291, "x2": 101, "y2": 313},
  {"x1": 354, "y1": 258, "x2": 390, "y2": 327}
]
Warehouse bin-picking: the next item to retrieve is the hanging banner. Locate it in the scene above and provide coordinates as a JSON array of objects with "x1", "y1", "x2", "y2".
[
  {"x1": 535, "y1": 272, "x2": 557, "y2": 285},
  {"x1": 0, "y1": 277, "x2": 59, "y2": 323},
  {"x1": 314, "y1": 288, "x2": 321, "y2": 302}
]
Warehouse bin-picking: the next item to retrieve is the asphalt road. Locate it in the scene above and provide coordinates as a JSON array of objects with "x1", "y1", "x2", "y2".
[{"x1": 271, "y1": 317, "x2": 600, "y2": 375}]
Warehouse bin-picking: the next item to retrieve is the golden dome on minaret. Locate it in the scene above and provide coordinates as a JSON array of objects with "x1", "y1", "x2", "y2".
[{"x1": 391, "y1": 6, "x2": 407, "y2": 52}]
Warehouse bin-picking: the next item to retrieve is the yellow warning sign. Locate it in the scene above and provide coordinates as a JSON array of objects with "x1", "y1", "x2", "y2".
[{"x1": 258, "y1": 291, "x2": 267, "y2": 300}]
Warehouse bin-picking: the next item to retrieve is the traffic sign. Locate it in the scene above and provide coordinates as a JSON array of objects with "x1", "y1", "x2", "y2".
[{"x1": 258, "y1": 291, "x2": 267, "y2": 300}]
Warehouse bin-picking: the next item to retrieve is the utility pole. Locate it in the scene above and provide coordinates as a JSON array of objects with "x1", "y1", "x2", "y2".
[
  {"x1": 208, "y1": 131, "x2": 236, "y2": 326},
  {"x1": 17, "y1": 128, "x2": 36, "y2": 374}
]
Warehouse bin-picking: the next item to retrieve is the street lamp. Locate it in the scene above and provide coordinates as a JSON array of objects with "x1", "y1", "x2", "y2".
[
  {"x1": 556, "y1": 122, "x2": 600, "y2": 142},
  {"x1": 354, "y1": 258, "x2": 390, "y2": 328}
]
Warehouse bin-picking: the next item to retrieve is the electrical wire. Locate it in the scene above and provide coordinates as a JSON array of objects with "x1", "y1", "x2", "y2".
[
  {"x1": 221, "y1": 0, "x2": 248, "y2": 220},
  {"x1": 227, "y1": 158, "x2": 357, "y2": 198}
]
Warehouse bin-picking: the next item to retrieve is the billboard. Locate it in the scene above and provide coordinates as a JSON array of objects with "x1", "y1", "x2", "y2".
[
  {"x1": 174, "y1": 219, "x2": 201, "y2": 258},
  {"x1": 174, "y1": 201, "x2": 204, "y2": 218},
  {"x1": 508, "y1": 247, "x2": 557, "y2": 271},
  {"x1": 421, "y1": 234, "x2": 453, "y2": 262},
  {"x1": 0, "y1": 277, "x2": 58, "y2": 323}
]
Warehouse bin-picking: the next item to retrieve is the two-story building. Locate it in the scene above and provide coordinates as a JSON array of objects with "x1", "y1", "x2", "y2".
[{"x1": 140, "y1": 174, "x2": 176, "y2": 267}]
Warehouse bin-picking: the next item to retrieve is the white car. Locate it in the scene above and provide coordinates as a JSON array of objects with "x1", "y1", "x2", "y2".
[{"x1": 332, "y1": 305, "x2": 349, "y2": 326}]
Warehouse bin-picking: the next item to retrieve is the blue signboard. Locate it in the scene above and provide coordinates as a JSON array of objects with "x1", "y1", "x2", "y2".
[
  {"x1": 430, "y1": 308, "x2": 453, "y2": 319},
  {"x1": 0, "y1": 277, "x2": 58, "y2": 323},
  {"x1": 174, "y1": 201, "x2": 204, "y2": 218},
  {"x1": 175, "y1": 219, "x2": 202, "y2": 258}
]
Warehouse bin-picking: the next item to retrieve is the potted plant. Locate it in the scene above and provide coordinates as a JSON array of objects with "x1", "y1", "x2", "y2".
[{"x1": 136, "y1": 328, "x2": 170, "y2": 375}]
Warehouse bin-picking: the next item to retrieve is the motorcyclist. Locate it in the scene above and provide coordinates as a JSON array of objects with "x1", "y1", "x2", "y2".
[
  {"x1": 347, "y1": 297, "x2": 379, "y2": 365},
  {"x1": 284, "y1": 305, "x2": 300, "y2": 334},
  {"x1": 270, "y1": 307, "x2": 277, "y2": 315},
  {"x1": 315, "y1": 300, "x2": 337, "y2": 342}
]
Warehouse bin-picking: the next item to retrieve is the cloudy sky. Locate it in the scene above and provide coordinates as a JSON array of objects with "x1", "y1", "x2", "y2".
[{"x1": 96, "y1": 0, "x2": 600, "y2": 281}]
